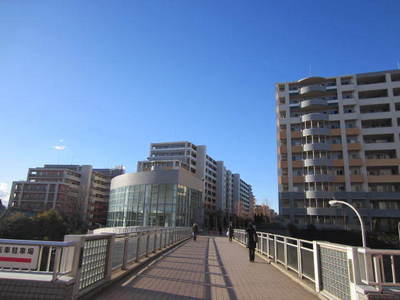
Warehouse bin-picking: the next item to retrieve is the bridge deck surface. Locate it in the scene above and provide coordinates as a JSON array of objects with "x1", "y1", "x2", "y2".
[{"x1": 97, "y1": 236, "x2": 318, "y2": 300}]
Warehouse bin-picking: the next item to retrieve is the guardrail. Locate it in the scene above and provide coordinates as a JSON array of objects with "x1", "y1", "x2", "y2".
[
  {"x1": 0, "y1": 227, "x2": 191, "y2": 299},
  {"x1": 0, "y1": 239, "x2": 76, "y2": 281},
  {"x1": 234, "y1": 228, "x2": 400, "y2": 300},
  {"x1": 358, "y1": 248, "x2": 400, "y2": 291},
  {"x1": 234, "y1": 229, "x2": 316, "y2": 283}
]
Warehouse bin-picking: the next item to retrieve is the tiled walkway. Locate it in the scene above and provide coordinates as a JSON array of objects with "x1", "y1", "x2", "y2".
[{"x1": 97, "y1": 236, "x2": 318, "y2": 300}]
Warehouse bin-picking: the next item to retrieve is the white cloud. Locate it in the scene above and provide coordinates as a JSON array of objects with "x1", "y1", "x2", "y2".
[
  {"x1": 53, "y1": 145, "x2": 66, "y2": 150},
  {"x1": 0, "y1": 183, "x2": 10, "y2": 205}
]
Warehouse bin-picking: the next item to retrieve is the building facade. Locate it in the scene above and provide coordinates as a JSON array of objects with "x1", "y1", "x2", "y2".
[
  {"x1": 276, "y1": 69, "x2": 400, "y2": 232},
  {"x1": 137, "y1": 141, "x2": 255, "y2": 227},
  {"x1": 233, "y1": 174, "x2": 254, "y2": 219},
  {"x1": 106, "y1": 168, "x2": 203, "y2": 227},
  {"x1": 9, "y1": 164, "x2": 124, "y2": 226}
]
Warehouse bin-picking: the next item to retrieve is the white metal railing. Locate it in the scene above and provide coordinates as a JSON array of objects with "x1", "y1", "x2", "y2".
[
  {"x1": 358, "y1": 248, "x2": 400, "y2": 291},
  {"x1": 234, "y1": 229, "x2": 400, "y2": 300},
  {"x1": 0, "y1": 239, "x2": 76, "y2": 281},
  {"x1": 0, "y1": 227, "x2": 191, "y2": 299},
  {"x1": 234, "y1": 229, "x2": 316, "y2": 283}
]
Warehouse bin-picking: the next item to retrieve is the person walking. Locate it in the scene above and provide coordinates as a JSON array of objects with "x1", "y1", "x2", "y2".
[
  {"x1": 246, "y1": 223, "x2": 258, "y2": 262},
  {"x1": 192, "y1": 223, "x2": 199, "y2": 241},
  {"x1": 228, "y1": 222, "x2": 234, "y2": 242}
]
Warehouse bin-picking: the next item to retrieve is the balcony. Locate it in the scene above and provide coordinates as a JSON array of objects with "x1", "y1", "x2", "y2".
[
  {"x1": 368, "y1": 175, "x2": 400, "y2": 183},
  {"x1": 302, "y1": 143, "x2": 331, "y2": 151},
  {"x1": 291, "y1": 131, "x2": 302, "y2": 138},
  {"x1": 333, "y1": 175, "x2": 345, "y2": 182},
  {"x1": 280, "y1": 161, "x2": 288, "y2": 168},
  {"x1": 292, "y1": 161, "x2": 305, "y2": 167},
  {"x1": 305, "y1": 191, "x2": 334, "y2": 198},
  {"x1": 366, "y1": 158, "x2": 400, "y2": 167},
  {"x1": 301, "y1": 113, "x2": 329, "y2": 122},
  {"x1": 304, "y1": 174, "x2": 334, "y2": 183},
  {"x1": 346, "y1": 128, "x2": 361, "y2": 135},
  {"x1": 349, "y1": 159, "x2": 363, "y2": 166},
  {"x1": 306, "y1": 207, "x2": 338, "y2": 216},
  {"x1": 304, "y1": 158, "x2": 331, "y2": 167},
  {"x1": 350, "y1": 175, "x2": 364, "y2": 182},
  {"x1": 300, "y1": 99, "x2": 328, "y2": 110},
  {"x1": 299, "y1": 85, "x2": 326, "y2": 97},
  {"x1": 279, "y1": 176, "x2": 288, "y2": 184},
  {"x1": 292, "y1": 145, "x2": 303, "y2": 153},
  {"x1": 330, "y1": 128, "x2": 341, "y2": 135},
  {"x1": 332, "y1": 159, "x2": 344, "y2": 166},
  {"x1": 347, "y1": 143, "x2": 362, "y2": 150},
  {"x1": 302, "y1": 127, "x2": 330, "y2": 136},
  {"x1": 293, "y1": 176, "x2": 305, "y2": 183},
  {"x1": 330, "y1": 144, "x2": 342, "y2": 151}
]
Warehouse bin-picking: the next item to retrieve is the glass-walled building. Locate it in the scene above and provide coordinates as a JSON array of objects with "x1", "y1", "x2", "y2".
[{"x1": 106, "y1": 169, "x2": 204, "y2": 228}]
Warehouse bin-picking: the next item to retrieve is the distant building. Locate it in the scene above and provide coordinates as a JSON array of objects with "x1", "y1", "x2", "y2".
[
  {"x1": 127, "y1": 141, "x2": 255, "y2": 228},
  {"x1": 233, "y1": 174, "x2": 254, "y2": 219},
  {"x1": 8, "y1": 164, "x2": 125, "y2": 226},
  {"x1": 276, "y1": 69, "x2": 400, "y2": 231}
]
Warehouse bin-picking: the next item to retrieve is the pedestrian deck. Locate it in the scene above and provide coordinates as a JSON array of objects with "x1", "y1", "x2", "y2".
[{"x1": 97, "y1": 236, "x2": 318, "y2": 300}]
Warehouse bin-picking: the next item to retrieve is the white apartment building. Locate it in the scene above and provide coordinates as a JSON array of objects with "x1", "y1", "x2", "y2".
[
  {"x1": 138, "y1": 141, "x2": 254, "y2": 222},
  {"x1": 138, "y1": 141, "x2": 217, "y2": 211},
  {"x1": 276, "y1": 69, "x2": 400, "y2": 232}
]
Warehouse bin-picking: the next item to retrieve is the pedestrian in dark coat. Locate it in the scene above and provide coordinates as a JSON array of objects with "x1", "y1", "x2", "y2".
[
  {"x1": 246, "y1": 223, "x2": 258, "y2": 262},
  {"x1": 192, "y1": 223, "x2": 199, "y2": 241},
  {"x1": 228, "y1": 223, "x2": 234, "y2": 242}
]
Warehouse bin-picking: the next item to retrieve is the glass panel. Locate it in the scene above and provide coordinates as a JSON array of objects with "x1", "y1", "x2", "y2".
[{"x1": 287, "y1": 245, "x2": 298, "y2": 270}]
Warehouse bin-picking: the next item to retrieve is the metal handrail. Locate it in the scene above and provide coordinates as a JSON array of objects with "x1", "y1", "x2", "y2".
[
  {"x1": 234, "y1": 229, "x2": 316, "y2": 283},
  {"x1": 0, "y1": 239, "x2": 76, "y2": 247}
]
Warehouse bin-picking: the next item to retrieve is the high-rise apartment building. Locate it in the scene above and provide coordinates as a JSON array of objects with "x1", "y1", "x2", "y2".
[
  {"x1": 137, "y1": 141, "x2": 254, "y2": 226},
  {"x1": 233, "y1": 174, "x2": 254, "y2": 219},
  {"x1": 138, "y1": 142, "x2": 218, "y2": 211},
  {"x1": 9, "y1": 164, "x2": 124, "y2": 226},
  {"x1": 276, "y1": 69, "x2": 400, "y2": 232}
]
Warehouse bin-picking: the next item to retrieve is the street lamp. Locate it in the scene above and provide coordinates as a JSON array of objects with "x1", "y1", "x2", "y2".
[{"x1": 329, "y1": 199, "x2": 367, "y2": 248}]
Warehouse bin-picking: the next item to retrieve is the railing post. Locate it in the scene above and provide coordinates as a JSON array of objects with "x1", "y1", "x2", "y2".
[
  {"x1": 64, "y1": 235, "x2": 84, "y2": 299},
  {"x1": 145, "y1": 233, "x2": 150, "y2": 257},
  {"x1": 153, "y1": 232, "x2": 157, "y2": 253},
  {"x1": 284, "y1": 237, "x2": 288, "y2": 269},
  {"x1": 373, "y1": 255, "x2": 383, "y2": 292},
  {"x1": 297, "y1": 240, "x2": 302, "y2": 278},
  {"x1": 105, "y1": 234, "x2": 115, "y2": 281},
  {"x1": 260, "y1": 234, "x2": 264, "y2": 254},
  {"x1": 136, "y1": 233, "x2": 141, "y2": 262},
  {"x1": 52, "y1": 247, "x2": 61, "y2": 282},
  {"x1": 313, "y1": 241, "x2": 321, "y2": 293},
  {"x1": 391, "y1": 255, "x2": 396, "y2": 284},
  {"x1": 266, "y1": 233, "x2": 270, "y2": 258},
  {"x1": 121, "y1": 236, "x2": 129, "y2": 270},
  {"x1": 274, "y1": 236, "x2": 277, "y2": 263},
  {"x1": 364, "y1": 252, "x2": 375, "y2": 284},
  {"x1": 159, "y1": 230, "x2": 163, "y2": 250}
]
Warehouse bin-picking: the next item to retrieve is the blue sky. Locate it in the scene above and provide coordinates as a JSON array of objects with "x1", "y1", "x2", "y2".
[{"x1": 1, "y1": 1, "x2": 400, "y2": 211}]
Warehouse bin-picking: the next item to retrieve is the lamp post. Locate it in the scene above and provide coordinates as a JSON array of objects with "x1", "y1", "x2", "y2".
[{"x1": 329, "y1": 199, "x2": 367, "y2": 248}]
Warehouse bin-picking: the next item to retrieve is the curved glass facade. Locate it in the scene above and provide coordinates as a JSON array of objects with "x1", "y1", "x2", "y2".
[{"x1": 107, "y1": 183, "x2": 202, "y2": 227}]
